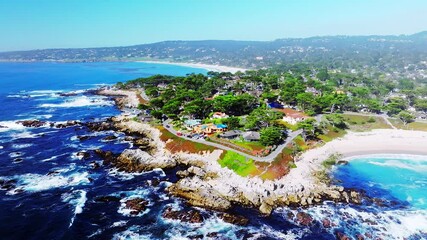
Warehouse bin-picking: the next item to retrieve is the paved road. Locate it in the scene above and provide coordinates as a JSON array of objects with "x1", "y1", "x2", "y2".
[{"x1": 163, "y1": 119, "x2": 302, "y2": 162}]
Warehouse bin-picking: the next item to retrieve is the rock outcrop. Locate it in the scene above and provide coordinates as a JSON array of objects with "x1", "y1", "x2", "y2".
[
  {"x1": 16, "y1": 120, "x2": 46, "y2": 128},
  {"x1": 115, "y1": 149, "x2": 176, "y2": 172},
  {"x1": 162, "y1": 207, "x2": 204, "y2": 223}
]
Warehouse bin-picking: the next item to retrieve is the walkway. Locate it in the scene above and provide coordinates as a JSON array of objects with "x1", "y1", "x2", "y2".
[{"x1": 163, "y1": 119, "x2": 302, "y2": 162}]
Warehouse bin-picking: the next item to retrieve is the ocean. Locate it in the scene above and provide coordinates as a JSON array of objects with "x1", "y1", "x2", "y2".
[{"x1": 0, "y1": 62, "x2": 426, "y2": 239}]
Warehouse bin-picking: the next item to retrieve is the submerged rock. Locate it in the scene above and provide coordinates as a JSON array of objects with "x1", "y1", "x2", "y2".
[
  {"x1": 94, "y1": 149, "x2": 116, "y2": 165},
  {"x1": 162, "y1": 207, "x2": 204, "y2": 223},
  {"x1": 296, "y1": 212, "x2": 313, "y2": 226},
  {"x1": 16, "y1": 119, "x2": 46, "y2": 128},
  {"x1": 54, "y1": 120, "x2": 81, "y2": 128},
  {"x1": 76, "y1": 151, "x2": 90, "y2": 160},
  {"x1": 124, "y1": 198, "x2": 149, "y2": 215},
  {"x1": 95, "y1": 196, "x2": 121, "y2": 203},
  {"x1": 218, "y1": 213, "x2": 249, "y2": 226},
  {"x1": 103, "y1": 135, "x2": 118, "y2": 141}
]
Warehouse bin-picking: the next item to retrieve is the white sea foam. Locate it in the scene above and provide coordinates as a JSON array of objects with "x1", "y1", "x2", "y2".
[
  {"x1": 11, "y1": 143, "x2": 33, "y2": 149},
  {"x1": 62, "y1": 189, "x2": 87, "y2": 227},
  {"x1": 368, "y1": 160, "x2": 427, "y2": 173},
  {"x1": 8, "y1": 171, "x2": 91, "y2": 194},
  {"x1": 112, "y1": 226, "x2": 152, "y2": 240},
  {"x1": 0, "y1": 121, "x2": 26, "y2": 132},
  {"x1": 280, "y1": 204, "x2": 427, "y2": 240},
  {"x1": 39, "y1": 96, "x2": 113, "y2": 108}
]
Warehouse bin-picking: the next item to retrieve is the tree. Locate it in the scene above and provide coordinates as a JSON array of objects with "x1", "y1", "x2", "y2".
[
  {"x1": 260, "y1": 127, "x2": 285, "y2": 146},
  {"x1": 297, "y1": 118, "x2": 320, "y2": 140},
  {"x1": 316, "y1": 68, "x2": 330, "y2": 81},
  {"x1": 414, "y1": 99, "x2": 427, "y2": 112},
  {"x1": 398, "y1": 111, "x2": 415, "y2": 125},
  {"x1": 386, "y1": 97, "x2": 407, "y2": 116},
  {"x1": 222, "y1": 116, "x2": 241, "y2": 130},
  {"x1": 326, "y1": 114, "x2": 347, "y2": 129},
  {"x1": 244, "y1": 108, "x2": 283, "y2": 130}
]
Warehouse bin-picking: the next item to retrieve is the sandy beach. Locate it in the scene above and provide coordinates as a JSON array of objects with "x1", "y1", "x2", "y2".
[
  {"x1": 137, "y1": 60, "x2": 249, "y2": 74},
  {"x1": 301, "y1": 129, "x2": 427, "y2": 161}
]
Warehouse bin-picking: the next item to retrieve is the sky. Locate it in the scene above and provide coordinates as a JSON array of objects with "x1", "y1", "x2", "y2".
[{"x1": 0, "y1": 0, "x2": 426, "y2": 51}]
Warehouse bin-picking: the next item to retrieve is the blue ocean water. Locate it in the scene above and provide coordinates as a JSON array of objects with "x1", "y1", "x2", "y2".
[{"x1": 0, "y1": 62, "x2": 426, "y2": 239}]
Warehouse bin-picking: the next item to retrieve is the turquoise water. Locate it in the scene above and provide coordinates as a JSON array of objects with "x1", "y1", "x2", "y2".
[{"x1": 334, "y1": 154, "x2": 427, "y2": 210}]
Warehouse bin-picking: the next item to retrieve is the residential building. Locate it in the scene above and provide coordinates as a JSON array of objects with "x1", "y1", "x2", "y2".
[{"x1": 242, "y1": 131, "x2": 260, "y2": 141}]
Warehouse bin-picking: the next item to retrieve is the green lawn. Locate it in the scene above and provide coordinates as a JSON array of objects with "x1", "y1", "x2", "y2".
[
  {"x1": 343, "y1": 114, "x2": 391, "y2": 131},
  {"x1": 317, "y1": 125, "x2": 347, "y2": 142},
  {"x1": 389, "y1": 118, "x2": 427, "y2": 131},
  {"x1": 218, "y1": 151, "x2": 258, "y2": 177},
  {"x1": 230, "y1": 139, "x2": 265, "y2": 151}
]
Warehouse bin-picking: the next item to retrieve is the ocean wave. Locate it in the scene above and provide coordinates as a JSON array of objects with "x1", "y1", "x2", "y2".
[
  {"x1": 11, "y1": 143, "x2": 33, "y2": 149},
  {"x1": 112, "y1": 226, "x2": 152, "y2": 240},
  {"x1": 278, "y1": 204, "x2": 427, "y2": 240},
  {"x1": 6, "y1": 171, "x2": 91, "y2": 194},
  {"x1": 39, "y1": 96, "x2": 113, "y2": 108},
  {"x1": 367, "y1": 160, "x2": 427, "y2": 173},
  {"x1": 0, "y1": 121, "x2": 27, "y2": 132},
  {"x1": 62, "y1": 190, "x2": 87, "y2": 227}
]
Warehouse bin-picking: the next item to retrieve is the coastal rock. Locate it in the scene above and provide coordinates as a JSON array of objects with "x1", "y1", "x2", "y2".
[
  {"x1": 296, "y1": 212, "x2": 313, "y2": 226},
  {"x1": 218, "y1": 213, "x2": 249, "y2": 226},
  {"x1": 94, "y1": 149, "x2": 116, "y2": 165},
  {"x1": 162, "y1": 207, "x2": 204, "y2": 223},
  {"x1": 54, "y1": 120, "x2": 81, "y2": 128},
  {"x1": 167, "y1": 178, "x2": 231, "y2": 211},
  {"x1": 259, "y1": 202, "x2": 273, "y2": 215},
  {"x1": 115, "y1": 149, "x2": 176, "y2": 172},
  {"x1": 76, "y1": 151, "x2": 90, "y2": 160},
  {"x1": 85, "y1": 120, "x2": 114, "y2": 132},
  {"x1": 133, "y1": 138, "x2": 152, "y2": 150},
  {"x1": 77, "y1": 135, "x2": 91, "y2": 141},
  {"x1": 335, "y1": 231, "x2": 351, "y2": 240},
  {"x1": 322, "y1": 218, "x2": 331, "y2": 228},
  {"x1": 102, "y1": 135, "x2": 118, "y2": 141},
  {"x1": 0, "y1": 179, "x2": 17, "y2": 191},
  {"x1": 16, "y1": 120, "x2": 46, "y2": 128},
  {"x1": 124, "y1": 198, "x2": 149, "y2": 215}
]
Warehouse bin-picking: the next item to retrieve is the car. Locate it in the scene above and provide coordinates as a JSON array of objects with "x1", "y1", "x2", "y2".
[{"x1": 166, "y1": 125, "x2": 170, "y2": 128}]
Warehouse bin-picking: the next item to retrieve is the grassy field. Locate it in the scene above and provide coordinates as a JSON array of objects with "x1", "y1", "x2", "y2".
[
  {"x1": 230, "y1": 139, "x2": 265, "y2": 151},
  {"x1": 389, "y1": 118, "x2": 427, "y2": 131},
  {"x1": 317, "y1": 125, "x2": 347, "y2": 142},
  {"x1": 343, "y1": 114, "x2": 391, "y2": 131},
  {"x1": 218, "y1": 151, "x2": 260, "y2": 177},
  {"x1": 157, "y1": 126, "x2": 216, "y2": 153}
]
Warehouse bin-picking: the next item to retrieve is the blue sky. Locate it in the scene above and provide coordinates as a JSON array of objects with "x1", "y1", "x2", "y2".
[{"x1": 0, "y1": 0, "x2": 426, "y2": 51}]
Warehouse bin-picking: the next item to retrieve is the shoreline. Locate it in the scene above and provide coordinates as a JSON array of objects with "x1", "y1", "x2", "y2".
[
  {"x1": 298, "y1": 129, "x2": 427, "y2": 168},
  {"x1": 136, "y1": 60, "x2": 249, "y2": 73}
]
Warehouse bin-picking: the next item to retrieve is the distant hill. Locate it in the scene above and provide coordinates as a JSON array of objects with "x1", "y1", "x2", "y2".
[{"x1": 1, "y1": 32, "x2": 427, "y2": 77}]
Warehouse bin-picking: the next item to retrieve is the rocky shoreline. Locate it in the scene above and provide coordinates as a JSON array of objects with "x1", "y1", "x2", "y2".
[
  {"x1": 94, "y1": 88, "x2": 367, "y2": 216},
  {"x1": 13, "y1": 89, "x2": 366, "y2": 218}
]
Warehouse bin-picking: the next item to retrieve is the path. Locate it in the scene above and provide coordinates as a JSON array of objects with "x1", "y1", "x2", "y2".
[{"x1": 163, "y1": 119, "x2": 302, "y2": 162}]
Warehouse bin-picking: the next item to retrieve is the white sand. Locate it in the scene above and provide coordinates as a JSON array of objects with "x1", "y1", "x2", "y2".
[{"x1": 137, "y1": 60, "x2": 248, "y2": 74}]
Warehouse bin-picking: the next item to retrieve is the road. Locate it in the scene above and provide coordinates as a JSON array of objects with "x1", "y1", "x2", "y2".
[{"x1": 163, "y1": 119, "x2": 302, "y2": 162}]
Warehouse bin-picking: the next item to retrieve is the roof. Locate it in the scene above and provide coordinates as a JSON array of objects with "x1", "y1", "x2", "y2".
[
  {"x1": 267, "y1": 102, "x2": 284, "y2": 109},
  {"x1": 216, "y1": 124, "x2": 227, "y2": 129},
  {"x1": 242, "y1": 131, "x2": 260, "y2": 140},
  {"x1": 220, "y1": 130, "x2": 242, "y2": 137},
  {"x1": 274, "y1": 108, "x2": 308, "y2": 119}
]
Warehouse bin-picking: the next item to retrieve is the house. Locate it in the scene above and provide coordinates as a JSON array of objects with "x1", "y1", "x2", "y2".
[
  {"x1": 193, "y1": 123, "x2": 227, "y2": 135},
  {"x1": 184, "y1": 119, "x2": 202, "y2": 130},
  {"x1": 275, "y1": 108, "x2": 308, "y2": 125},
  {"x1": 219, "y1": 130, "x2": 242, "y2": 139},
  {"x1": 211, "y1": 112, "x2": 229, "y2": 119},
  {"x1": 138, "y1": 112, "x2": 153, "y2": 123},
  {"x1": 242, "y1": 131, "x2": 260, "y2": 141}
]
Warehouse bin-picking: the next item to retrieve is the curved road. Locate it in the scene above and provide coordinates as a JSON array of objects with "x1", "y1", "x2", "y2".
[{"x1": 163, "y1": 119, "x2": 302, "y2": 162}]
